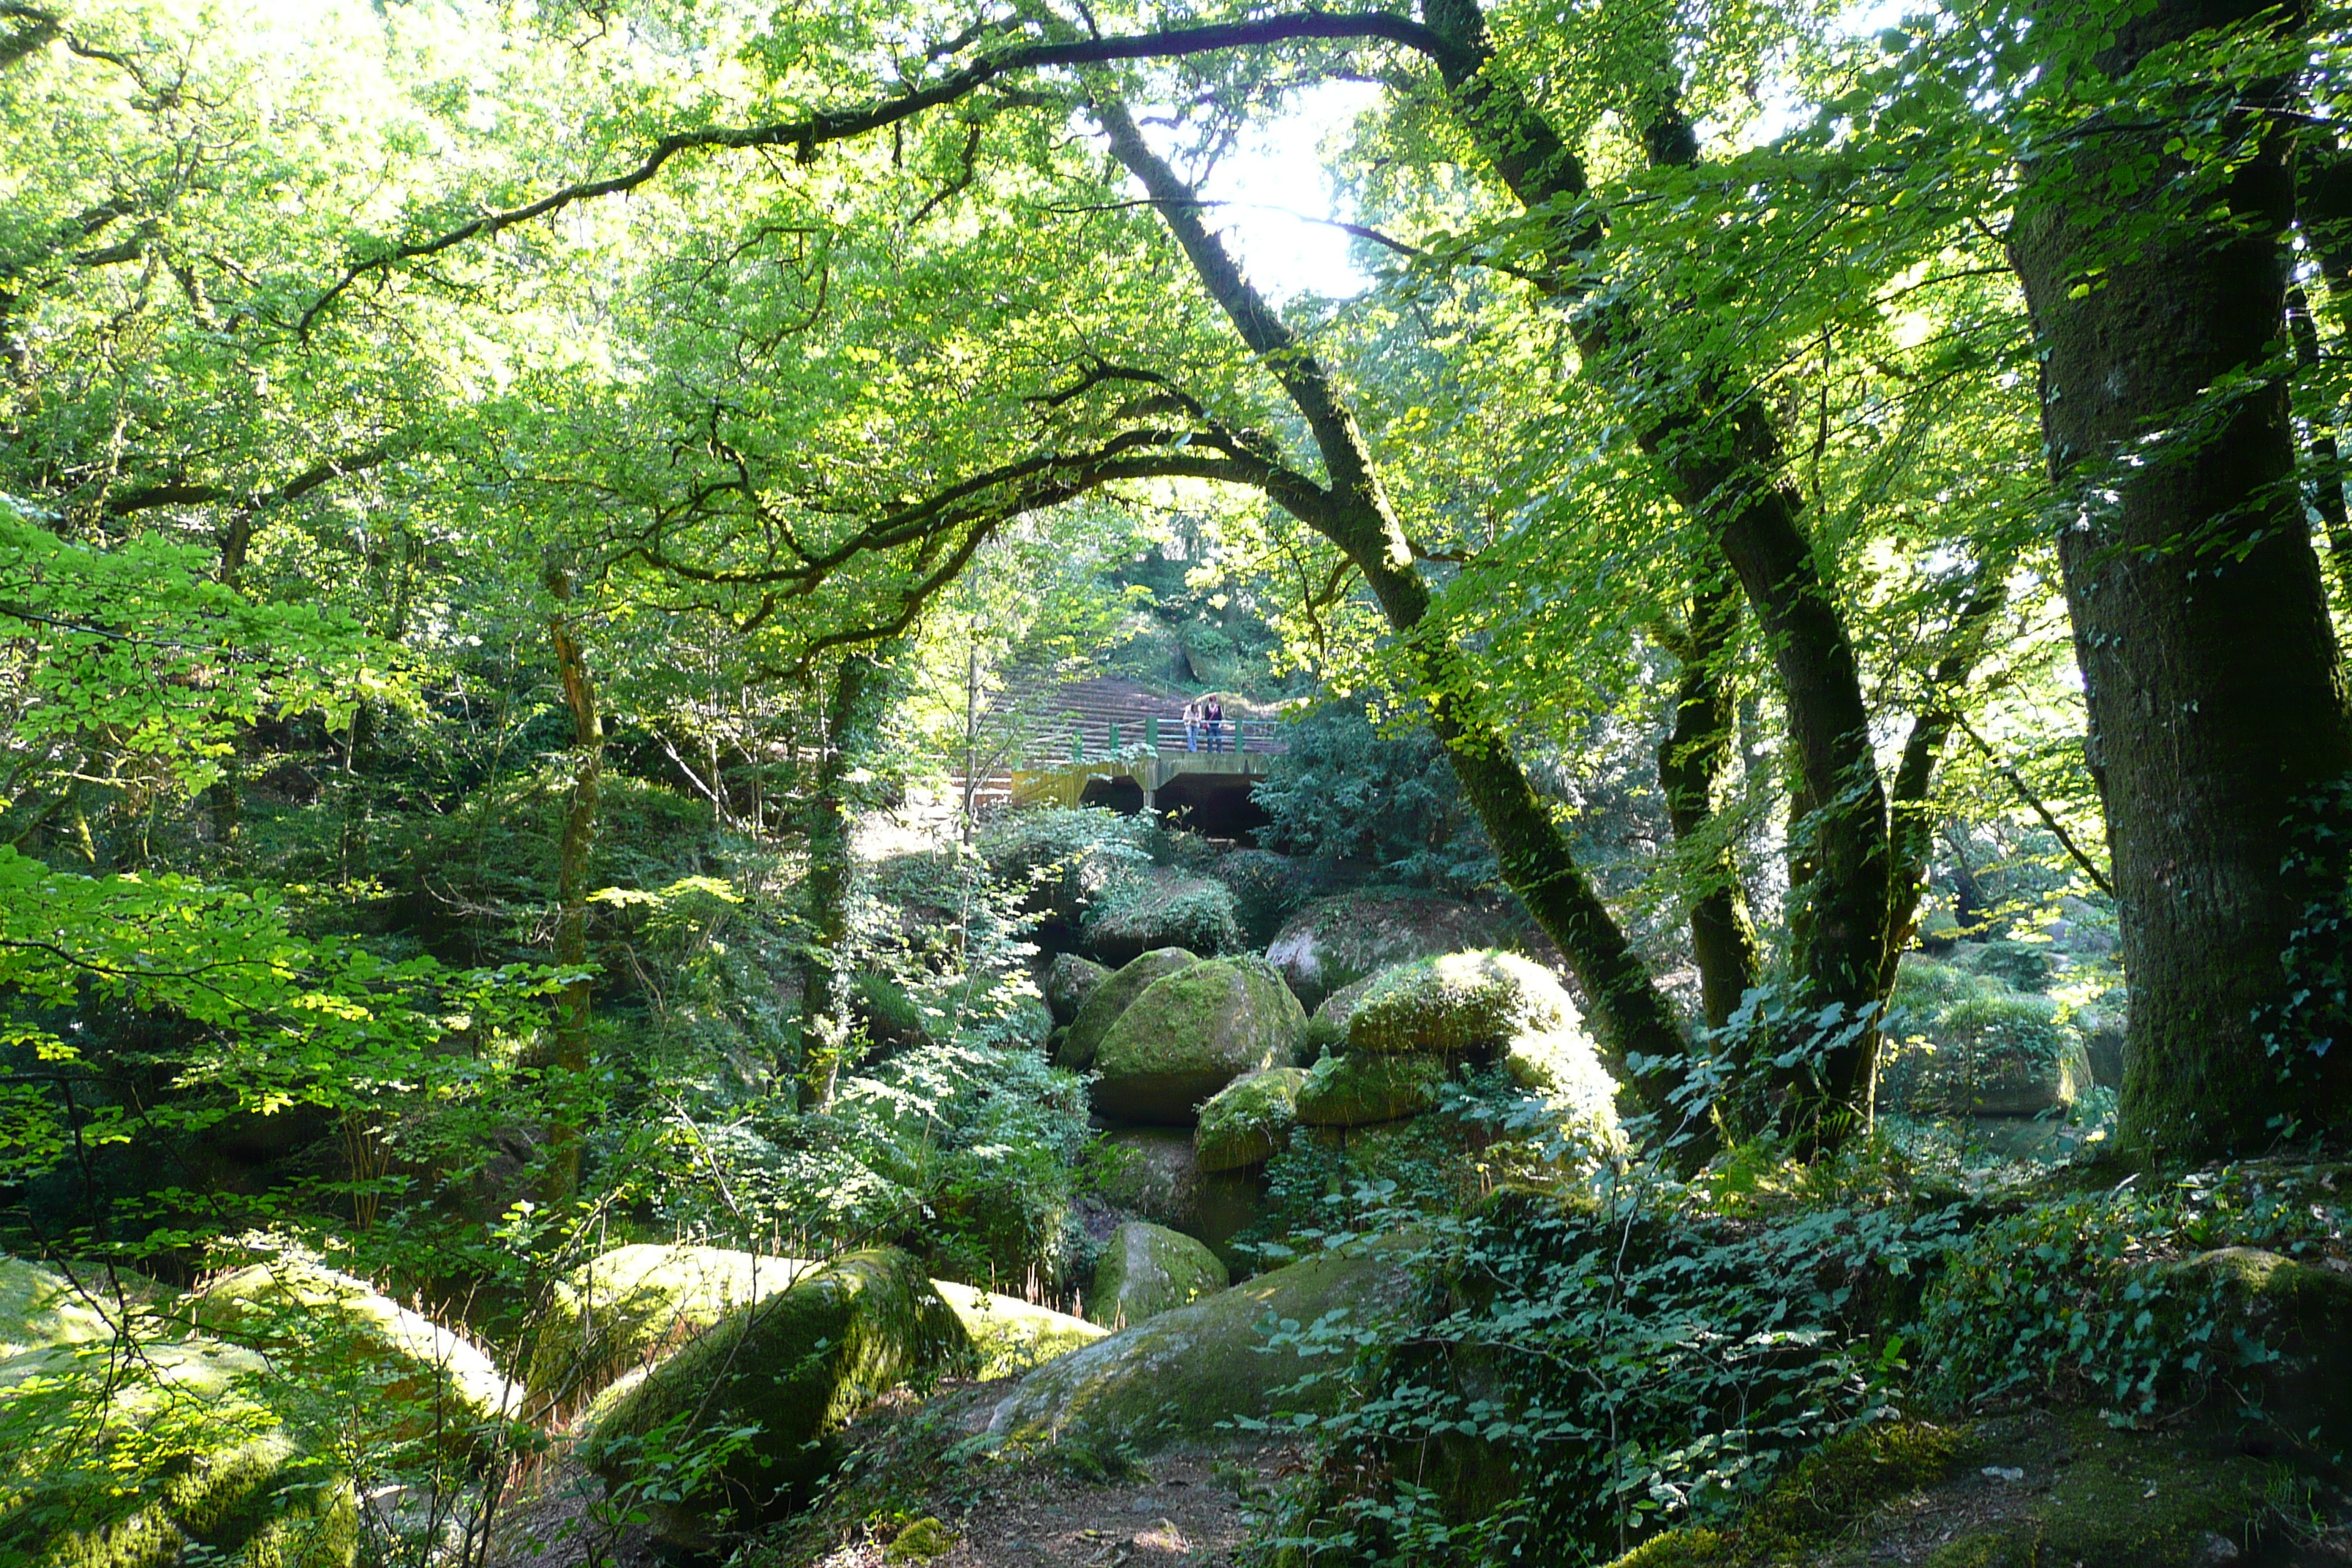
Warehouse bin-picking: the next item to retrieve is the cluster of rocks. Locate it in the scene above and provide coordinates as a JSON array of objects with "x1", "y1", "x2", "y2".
[{"x1": 1038, "y1": 892, "x2": 1623, "y2": 1331}]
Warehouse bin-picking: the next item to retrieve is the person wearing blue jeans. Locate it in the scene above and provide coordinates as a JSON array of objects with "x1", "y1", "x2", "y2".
[
  {"x1": 1183, "y1": 698, "x2": 1201, "y2": 752},
  {"x1": 1203, "y1": 695, "x2": 1225, "y2": 753}
]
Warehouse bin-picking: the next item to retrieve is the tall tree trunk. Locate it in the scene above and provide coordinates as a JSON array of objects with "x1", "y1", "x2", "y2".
[
  {"x1": 540, "y1": 562, "x2": 602, "y2": 1199},
  {"x1": 1092, "y1": 98, "x2": 1708, "y2": 1146},
  {"x1": 1655, "y1": 580, "x2": 1759, "y2": 1029},
  {"x1": 801, "y1": 648, "x2": 890, "y2": 1111},
  {"x1": 2009, "y1": 0, "x2": 2352, "y2": 1158},
  {"x1": 1419, "y1": 0, "x2": 1891, "y2": 1139}
]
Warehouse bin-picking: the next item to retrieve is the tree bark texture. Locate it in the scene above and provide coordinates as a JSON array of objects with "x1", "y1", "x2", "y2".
[
  {"x1": 2010, "y1": 0, "x2": 2352, "y2": 1156},
  {"x1": 1656, "y1": 581, "x2": 1760, "y2": 1029},
  {"x1": 1419, "y1": 0, "x2": 1891, "y2": 1137}
]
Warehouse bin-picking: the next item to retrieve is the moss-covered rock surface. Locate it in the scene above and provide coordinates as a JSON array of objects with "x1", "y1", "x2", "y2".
[
  {"x1": 1599, "y1": 1409, "x2": 2316, "y2": 1568},
  {"x1": 1346, "y1": 949, "x2": 1569, "y2": 1056},
  {"x1": 929, "y1": 1281, "x2": 1106, "y2": 1379},
  {"x1": 0, "y1": 1331, "x2": 355, "y2": 1568},
  {"x1": 1303, "y1": 972, "x2": 1379, "y2": 1054},
  {"x1": 1094, "y1": 1128, "x2": 1269, "y2": 1270},
  {"x1": 1294, "y1": 1050, "x2": 1450, "y2": 1127},
  {"x1": 192, "y1": 1254, "x2": 519, "y2": 1452},
  {"x1": 1043, "y1": 953, "x2": 1112, "y2": 1025},
  {"x1": 1265, "y1": 892, "x2": 1526, "y2": 1011},
  {"x1": 1083, "y1": 868, "x2": 1244, "y2": 963},
  {"x1": 1060, "y1": 946, "x2": 1198, "y2": 1072},
  {"x1": 1088, "y1": 1221, "x2": 1229, "y2": 1328},
  {"x1": 528, "y1": 1243, "x2": 816, "y2": 1413},
  {"x1": 991, "y1": 1233, "x2": 1422, "y2": 1452},
  {"x1": 1194, "y1": 1067, "x2": 1306, "y2": 1172},
  {"x1": 1091, "y1": 957, "x2": 1308, "y2": 1124},
  {"x1": 584, "y1": 1246, "x2": 969, "y2": 1539}
]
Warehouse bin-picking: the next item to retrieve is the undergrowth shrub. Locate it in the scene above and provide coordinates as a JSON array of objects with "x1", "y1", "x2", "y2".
[
  {"x1": 1257, "y1": 1154, "x2": 1961, "y2": 1567},
  {"x1": 1080, "y1": 867, "x2": 1243, "y2": 957},
  {"x1": 1916, "y1": 1162, "x2": 2351, "y2": 1419}
]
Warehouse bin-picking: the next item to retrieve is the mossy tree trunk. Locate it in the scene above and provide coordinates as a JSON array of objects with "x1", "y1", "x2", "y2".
[
  {"x1": 1419, "y1": 0, "x2": 1893, "y2": 1140},
  {"x1": 541, "y1": 559, "x2": 603, "y2": 1199},
  {"x1": 1093, "y1": 99, "x2": 1707, "y2": 1149},
  {"x1": 1655, "y1": 578, "x2": 1760, "y2": 1030},
  {"x1": 800, "y1": 646, "x2": 892, "y2": 1111},
  {"x1": 2008, "y1": 0, "x2": 2352, "y2": 1157}
]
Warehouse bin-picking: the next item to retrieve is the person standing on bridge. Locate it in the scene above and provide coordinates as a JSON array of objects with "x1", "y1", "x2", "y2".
[
  {"x1": 1183, "y1": 697, "x2": 1202, "y2": 752},
  {"x1": 1203, "y1": 694, "x2": 1225, "y2": 753}
]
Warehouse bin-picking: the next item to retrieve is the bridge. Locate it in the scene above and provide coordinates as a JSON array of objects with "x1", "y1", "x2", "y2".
[{"x1": 956, "y1": 675, "x2": 1288, "y2": 834}]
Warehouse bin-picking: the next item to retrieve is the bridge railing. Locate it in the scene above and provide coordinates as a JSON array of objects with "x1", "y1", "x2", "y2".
[{"x1": 1017, "y1": 713, "x2": 1287, "y2": 766}]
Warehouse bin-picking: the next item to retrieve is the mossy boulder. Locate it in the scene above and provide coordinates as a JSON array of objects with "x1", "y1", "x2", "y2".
[
  {"x1": 584, "y1": 1247, "x2": 969, "y2": 1539},
  {"x1": 990, "y1": 1234, "x2": 1424, "y2": 1452},
  {"x1": 1044, "y1": 953, "x2": 1112, "y2": 1026},
  {"x1": 0, "y1": 1254, "x2": 115, "y2": 1357},
  {"x1": 2154, "y1": 1246, "x2": 2352, "y2": 1448},
  {"x1": 1195, "y1": 1068, "x2": 1307, "y2": 1172},
  {"x1": 1598, "y1": 1408, "x2": 2298, "y2": 1568},
  {"x1": 1294, "y1": 1051, "x2": 1450, "y2": 1128},
  {"x1": 529, "y1": 1243, "x2": 817, "y2": 1414},
  {"x1": 1089, "y1": 1222, "x2": 1229, "y2": 1328},
  {"x1": 929, "y1": 1281, "x2": 1107, "y2": 1379},
  {"x1": 1095, "y1": 1128, "x2": 1268, "y2": 1271},
  {"x1": 1347, "y1": 949, "x2": 1569, "y2": 1055},
  {"x1": 1092, "y1": 958, "x2": 1309, "y2": 1124},
  {"x1": 1303, "y1": 973, "x2": 1378, "y2": 1053},
  {"x1": 1060, "y1": 946, "x2": 1199, "y2": 1071},
  {"x1": 1501, "y1": 1025, "x2": 1626, "y2": 1159},
  {"x1": 191, "y1": 1254, "x2": 519, "y2": 1454},
  {"x1": 1879, "y1": 957, "x2": 2094, "y2": 1117},
  {"x1": 0, "y1": 1335, "x2": 356, "y2": 1568},
  {"x1": 1083, "y1": 867, "x2": 1244, "y2": 963},
  {"x1": 1266, "y1": 892, "x2": 1525, "y2": 1011}
]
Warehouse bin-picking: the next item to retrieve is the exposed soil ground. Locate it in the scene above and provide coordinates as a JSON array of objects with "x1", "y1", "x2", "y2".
[{"x1": 486, "y1": 1378, "x2": 1305, "y2": 1568}]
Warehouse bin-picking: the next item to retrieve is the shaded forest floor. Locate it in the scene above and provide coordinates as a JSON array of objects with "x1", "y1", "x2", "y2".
[{"x1": 489, "y1": 1379, "x2": 1303, "y2": 1568}]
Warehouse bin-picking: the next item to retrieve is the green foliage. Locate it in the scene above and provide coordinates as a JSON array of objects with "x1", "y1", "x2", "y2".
[
  {"x1": 1915, "y1": 1164, "x2": 2351, "y2": 1419},
  {"x1": 1082, "y1": 866, "x2": 1246, "y2": 959},
  {"x1": 1253, "y1": 705, "x2": 1495, "y2": 891}
]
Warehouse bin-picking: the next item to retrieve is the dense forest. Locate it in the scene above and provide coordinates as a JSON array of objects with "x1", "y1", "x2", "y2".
[{"x1": 4, "y1": 0, "x2": 2351, "y2": 1564}]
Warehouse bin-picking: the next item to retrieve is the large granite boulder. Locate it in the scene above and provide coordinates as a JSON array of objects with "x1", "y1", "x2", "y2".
[
  {"x1": 1304, "y1": 973, "x2": 1378, "y2": 1054},
  {"x1": 1043, "y1": 954, "x2": 1112, "y2": 1026},
  {"x1": 989, "y1": 1235, "x2": 1425, "y2": 1452},
  {"x1": 1194, "y1": 1068, "x2": 1307, "y2": 1172},
  {"x1": 528, "y1": 1244, "x2": 817, "y2": 1414},
  {"x1": 192, "y1": 1254, "x2": 519, "y2": 1455},
  {"x1": 929, "y1": 1282, "x2": 1107, "y2": 1379},
  {"x1": 1096, "y1": 1128, "x2": 1269, "y2": 1273},
  {"x1": 584, "y1": 1248, "x2": 968, "y2": 1539},
  {"x1": 1347, "y1": 950, "x2": 1569, "y2": 1057},
  {"x1": 1088, "y1": 1221, "x2": 1229, "y2": 1329},
  {"x1": 1092, "y1": 958, "x2": 1309, "y2": 1124},
  {"x1": 1878, "y1": 960, "x2": 2094, "y2": 1119},
  {"x1": 1, "y1": 1256, "x2": 354, "y2": 1568},
  {"x1": 1295, "y1": 1051, "x2": 1450, "y2": 1128},
  {"x1": 1267, "y1": 892, "x2": 1526, "y2": 1011},
  {"x1": 1083, "y1": 868, "x2": 1244, "y2": 964},
  {"x1": 1060, "y1": 947, "x2": 1199, "y2": 1071}
]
